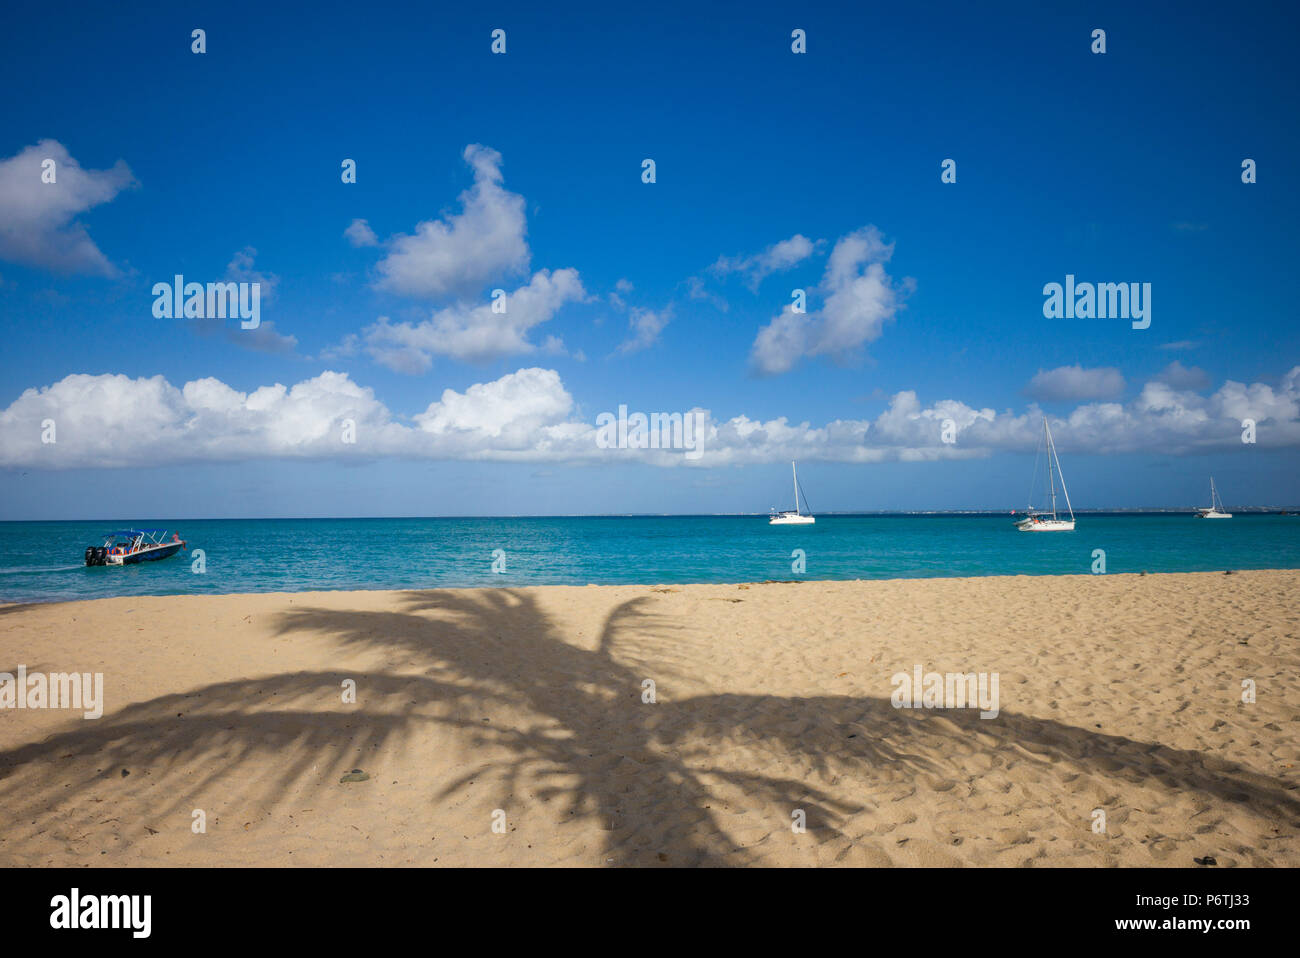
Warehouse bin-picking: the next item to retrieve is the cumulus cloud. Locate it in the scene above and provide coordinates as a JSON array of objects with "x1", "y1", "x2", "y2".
[
  {"x1": 0, "y1": 139, "x2": 136, "y2": 276},
  {"x1": 1025, "y1": 365, "x2": 1126, "y2": 401},
  {"x1": 1156, "y1": 360, "x2": 1211, "y2": 391},
  {"x1": 338, "y1": 146, "x2": 584, "y2": 370},
  {"x1": 711, "y1": 234, "x2": 817, "y2": 289},
  {"x1": 344, "y1": 218, "x2": 379, "y2": 247},
  {"x1": 360, "y1": 268, "x2": 586, "y2": 372},
  {"x1": 231, "y1": 321, "x2": 298, "y2": 354},
  {"x1": 373, "y1": 144, "x2": 529, "y2": 299},
  {"x1": 685, "y1": 275, "x2": 729, "y2": 313},
  {"x1": 414, "y1": 367, "x2": 577, "y2": 446},
  {"x1": 617, "y1": 305, "x2": 672, "y2": 354},
  {"x1": 4, "y1": 366, "x2": 1298, "y2": 470},
  {"x1": 187, "y1": 318, "x2": 299, "y2": 355},
  {"x1": 750, "y1": 227, "x2": 909, "y2": 375},
  {"x1": 0, "y1": 371, "x2": 406, "y2": 468},
  {"x1": 223, "y1": 246, "x2": 279, "y2": 301},
  {"x1": 179, "y1": 248, "x2": 290, "y2": 353},
  {"x1": 608, "y1": 278, "x2": 635, "y2": 310}
]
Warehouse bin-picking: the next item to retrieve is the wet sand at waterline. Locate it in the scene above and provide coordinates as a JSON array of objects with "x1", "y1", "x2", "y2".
[{"x1": 1, "y1": 571, "x2": 1297, "y2": 867}]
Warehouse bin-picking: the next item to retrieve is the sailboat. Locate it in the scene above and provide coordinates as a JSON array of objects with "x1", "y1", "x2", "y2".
[
  {"x1": 1195, "y1": 477, "x2": 1232, "y2": 519},
  {"x1": 1016, "y1": 416, "x2": 1075, "y2": 531},
  {"x1": 769, "y1": 461, "x2": 815, "y2": 525}
]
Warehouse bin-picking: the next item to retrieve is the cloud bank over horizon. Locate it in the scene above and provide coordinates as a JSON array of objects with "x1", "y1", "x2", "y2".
[{"x1": 3, "y1": 364, "x2": 1296, "y2": 471}]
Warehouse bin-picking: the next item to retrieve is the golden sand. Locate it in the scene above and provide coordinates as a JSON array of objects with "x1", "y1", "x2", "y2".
[{"x1": 1, "y1": 570, "x2": 1297, "y2": 866}]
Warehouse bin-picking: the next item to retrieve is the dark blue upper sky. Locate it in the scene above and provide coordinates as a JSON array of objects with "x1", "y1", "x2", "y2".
[{"x1": 1, "y1": 0, "x2": 1297, "y2": 517}]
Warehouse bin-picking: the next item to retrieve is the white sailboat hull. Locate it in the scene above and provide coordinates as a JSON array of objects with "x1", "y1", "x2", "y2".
[
  {"x1": 1016, "y1": 517, "x2": 1075, "y2": 532},
  {"x1": 769, "y1": 513, "x2": 815, "y2": 525},
  {"x1": 1196, "y1": 510, "x2": 1232, "y2": 519}
]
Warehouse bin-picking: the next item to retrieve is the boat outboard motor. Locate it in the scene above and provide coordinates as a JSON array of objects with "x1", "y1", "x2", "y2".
[{"x1": 84, "y1": 545, "x2": 96, "y2": 566}]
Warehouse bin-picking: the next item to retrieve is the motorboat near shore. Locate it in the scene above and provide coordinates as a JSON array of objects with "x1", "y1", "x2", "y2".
[{"x1": 85, "y1": 529, "x2": 187, "y2": 566}]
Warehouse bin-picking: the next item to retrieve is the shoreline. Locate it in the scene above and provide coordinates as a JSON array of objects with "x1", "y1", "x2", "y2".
[
  {"x1": 2, "y1": 566, "x2": 1295, "y2": 611},
  {"x1": 2, "y1": 570, "x2": 1297, "y2": 866}
]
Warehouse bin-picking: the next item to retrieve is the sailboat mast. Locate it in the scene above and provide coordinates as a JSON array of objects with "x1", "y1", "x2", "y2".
[
  {"x1": 792, "y1": 461, "x2": 800, "y2": 515},
  {"x1": 1046, "y1": 418, "x2": 1057, "y2": 519},
  {"x1": 1047, "y1": 418, "x2": 1075, "y2": 520}
]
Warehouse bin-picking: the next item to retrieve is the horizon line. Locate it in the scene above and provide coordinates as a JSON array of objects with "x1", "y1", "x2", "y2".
[{"x1": 2, "y1": 507, "x2": 1297, "y2": 523}]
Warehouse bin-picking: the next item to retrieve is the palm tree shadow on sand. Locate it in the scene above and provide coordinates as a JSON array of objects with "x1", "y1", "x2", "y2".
[{"x1": 1, "y1": 587, "x2": 1297, "y2": 865}]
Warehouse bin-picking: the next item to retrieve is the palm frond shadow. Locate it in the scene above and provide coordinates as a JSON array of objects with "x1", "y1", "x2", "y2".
[{"x1": 1, "y1": 587, "x2": 1296, "y2": 865}]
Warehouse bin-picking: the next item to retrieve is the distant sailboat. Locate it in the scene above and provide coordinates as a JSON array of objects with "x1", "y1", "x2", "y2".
[
  {"x1": 1016, "y1": 416, "x2": 1075, "y2": 532},
  {"x1": 1195, "y1": 477, "x2": 1232, "y2": 519},
  {"x1": 769, "y1": 461, "x2": 815, "y2": 525}
]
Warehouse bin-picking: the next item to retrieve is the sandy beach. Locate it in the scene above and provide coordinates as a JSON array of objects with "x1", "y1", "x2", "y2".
[{"x1": 1, "y1": 570, "x2": 1297, "y2": 867}]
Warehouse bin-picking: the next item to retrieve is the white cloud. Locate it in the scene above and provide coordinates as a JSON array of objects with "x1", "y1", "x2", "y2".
[
  {"x1": 187, "y1": 318, "x2": 299, "y2": 355},
  {"x1": 685, "y1": 275, "x2": 729, "y2": 313},
  {"x1": 617, "y1": 306, "x2": 672, "y2": 354},
  {"x1": 0, "y1": 139, "x2": 136, "y2": 276},
  {"x1": 232, "y1": 321, "x2": 298, "y2": 354},
  {"x1": 1155, "y1": 360, "x2": 1211, "y2": 391},
  {"x1": 360, "y1": 268, "x2": 586, "y2": 372},
  {"x1": 1025, "y1": 365, "x2": 1126, "y2": 401},
  {"x1": 609, "y1": 278, "x2": 634, "y2": 310},
  {"x1": 415, "y1": 367, "x2": 575, "y2": 442},
  {"x1": 344, "y1": 218, "x2": 379, "y2": 247},
  {"x1": 540, "y1": 335, "x2": 569, "y2": 356},
  {"x1": 750, "y1": 227, "x2": 908, "y2": 375},
  {"x1": 373, "y1": 144, "x2": 529, "y2": 299},
  {"x1": 178, "y1": 248, "x2": 289, "y2": 353},
  {"x1": 224, "y1": 246, "x2": 278, "y2": 301},
  {"x1": 712, "y1": 234, "x2": 817, "y2": 289},
  {"x1": 0, "y1": 371, "x2": 406, "y2": 468},
  {"x1": 4, "y1": 366, "x2": 1298, "y2": 470},
  {"x1": 340, "y1": 146, "x2": 585, "y2": 370}
]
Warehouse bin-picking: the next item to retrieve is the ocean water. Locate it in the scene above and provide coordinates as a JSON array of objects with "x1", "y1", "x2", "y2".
[{"x1": 1, "y1": 514, "x2": 1298, "y2": 605}]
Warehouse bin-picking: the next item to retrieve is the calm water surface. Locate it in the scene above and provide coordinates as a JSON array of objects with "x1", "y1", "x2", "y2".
[{"x1": 1, "y1": 515, "x2": 1297, "y2": 604}]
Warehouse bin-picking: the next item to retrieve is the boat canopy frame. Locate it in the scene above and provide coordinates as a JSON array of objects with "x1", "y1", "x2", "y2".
[{"x1": 103, "y1": 529, "x2": 174, "y2": 545}]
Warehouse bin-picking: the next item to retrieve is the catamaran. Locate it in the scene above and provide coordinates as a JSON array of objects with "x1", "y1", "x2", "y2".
[
  {"x1": 1016, "y1": 416, "x2": 1075, "y2": 531},
  {"x1": 84, "y1": 529, "x2": 187, "y2": 566},
  {"x1": 769, "y1": 461, "x2": 815, "y2": 525},
  {"x1": 1195, "y1": 477, "x2": 1232, "y2": 519}
]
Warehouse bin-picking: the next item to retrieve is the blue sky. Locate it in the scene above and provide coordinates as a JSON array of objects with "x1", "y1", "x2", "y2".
[{"x1": 1, "y1": 0, "x2": 1297, "y2": 517}]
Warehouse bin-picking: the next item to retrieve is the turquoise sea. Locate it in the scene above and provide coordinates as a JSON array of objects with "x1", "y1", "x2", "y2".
[{"x1": 1, "y1": 514, "x2": 1298, "y2": 605}]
